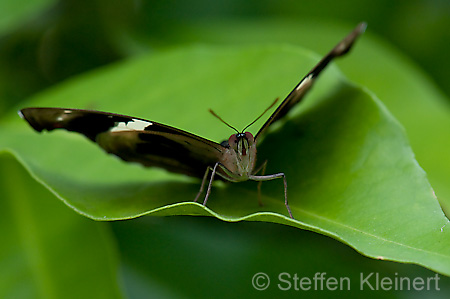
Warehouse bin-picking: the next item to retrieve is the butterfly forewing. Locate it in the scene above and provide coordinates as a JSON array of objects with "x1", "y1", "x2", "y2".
[
  {"x1": 255, "y1": 22, "x2": 367, "y2": 140},
  {"x1": 19, "y1": 107, "x2": 225, "y2": 178}
]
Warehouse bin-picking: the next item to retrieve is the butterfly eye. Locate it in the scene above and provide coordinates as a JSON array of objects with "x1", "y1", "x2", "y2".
[
  {"x1": 244, "y1": 132, "x2": 254, "y2": 143},
  {"x1": 228, "y1": 134, "x2": 238, "y2": 145}
]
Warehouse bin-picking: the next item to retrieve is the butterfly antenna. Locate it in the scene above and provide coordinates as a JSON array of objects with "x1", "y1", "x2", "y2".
[
  {"x1": 209, "y1": 109, "x2": 239, "y2": 133},
  {"x1": 241, "y1": 97, "x2": 279, "y2": 132}
]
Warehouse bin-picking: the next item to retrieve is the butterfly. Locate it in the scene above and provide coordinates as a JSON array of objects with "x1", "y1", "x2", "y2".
[{"x1": 19, "y1": 23, "x2": 366, "y2": 219}]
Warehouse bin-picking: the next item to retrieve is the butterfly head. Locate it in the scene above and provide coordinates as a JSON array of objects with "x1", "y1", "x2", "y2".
[
  {"x1": 228, "y1": 132, "x2": 254, "y2": 156},
  {"x1": 209, "y1": 97, "x2": 279, "y2": 147}
]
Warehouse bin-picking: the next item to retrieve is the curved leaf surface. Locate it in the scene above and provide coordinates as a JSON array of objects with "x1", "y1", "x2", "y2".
[
  {"x1": 0, "y1": 46, "x2": 448, "y2": 275},
  {"x1": 0, "y1": 152, "x2": 122, "y2": 298}
]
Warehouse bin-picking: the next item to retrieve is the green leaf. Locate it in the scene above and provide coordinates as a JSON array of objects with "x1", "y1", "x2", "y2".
[
  {"x1": 0, "y1": 152, "x2": 123, "y2": 299},
  {"x1": 162, "y1": 19, "x2": 450, "y2": 212},
  {"x1": 0, "y1": 45, "x2": 448, "y2": 275},
  {"x1": 113, "y1": 216, "x2": 449, "y2": 298}
]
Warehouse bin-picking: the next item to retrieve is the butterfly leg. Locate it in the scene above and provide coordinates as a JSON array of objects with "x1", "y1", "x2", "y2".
[
  {"x1": 194, "y1": 162, "x2": 220, "y2": 206},
  {"x1": 253, "y1": 160, "x2": 268, "y2": 207},
  {"x1": 194, "y1": 167, "x2": 211, "y2": 202},
  {"x1": 203, "y1": 162, "x2": 220, "y2": 206},
  {"x1": 249, "y1": 173, "x2": 293, "y2": 219}
]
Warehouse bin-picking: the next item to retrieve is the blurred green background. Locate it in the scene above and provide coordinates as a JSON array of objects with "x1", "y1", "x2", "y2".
[
  {"x1": 1, "y1": 0, "x2": 449, "y2": 111},
  {"x1": 1, "y1": 0, "x2": 449, "y2": 298}
]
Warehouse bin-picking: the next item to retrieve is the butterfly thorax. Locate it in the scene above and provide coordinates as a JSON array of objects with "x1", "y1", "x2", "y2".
[{"x1": 218, "y1": 132, "x2": 257, "y2": 182}]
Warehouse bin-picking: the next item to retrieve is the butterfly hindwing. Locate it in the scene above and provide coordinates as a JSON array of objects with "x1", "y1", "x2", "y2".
[
  {"x1": 19, "y1": 107, "x2": 225, "y2": 178},
  {"x1": 96, "y1": 125, "x2": 225, "y2": 177}
]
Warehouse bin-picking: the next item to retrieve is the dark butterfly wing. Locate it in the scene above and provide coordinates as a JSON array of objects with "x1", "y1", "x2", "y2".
[
  {"x1": 255, "y1": 22, "x2": 367, "y2": 140},
  {"x1": 19, "y1": 107, "x2": 225, "y2": 178}
]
